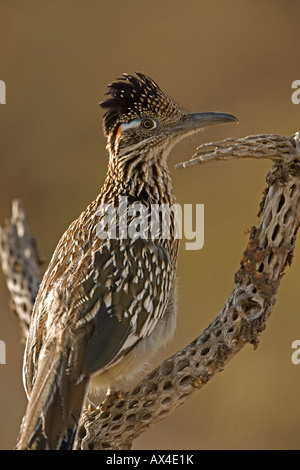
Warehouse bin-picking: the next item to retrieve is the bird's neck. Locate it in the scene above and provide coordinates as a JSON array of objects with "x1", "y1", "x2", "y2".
[{"x1": 100, "y1": 147, "x2": 175, "y2": 206}]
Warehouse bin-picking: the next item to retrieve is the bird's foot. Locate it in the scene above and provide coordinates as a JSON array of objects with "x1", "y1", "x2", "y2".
[
  {"x1": 86, "y1": 396, "x2": 97, "y2": 411},
  {"x1": 100, "y1": 387, "x2": 125, "y2": 412}
]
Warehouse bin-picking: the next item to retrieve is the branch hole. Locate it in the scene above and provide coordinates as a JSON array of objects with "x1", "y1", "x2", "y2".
[
  {"x1": 141, "y1": 413, "x2": 152, "y2": 422},
  {"x1": 179, "y1": 375, "x2": 192, "y2": 388},
  {"x1": 158, "y1": 409, "x2": 169, "y2": 417},
  {"x1": 112, "y1": 413, "x2": 122, "y2": 422},
  {"x1": 289, "y1": 184, "x2": 296, "y2": 198},
  {"x1": 277, "y1": 194, "x2": 285, "y2": 213},
  {"x1": 200, "y1": 347, "x2": 210, "y2": 356},
  {"x1": 178, "y1": 393, "x2": 190, "y2": 402},
  {"x1": 258, "y1": 262, "x2": 264, "y2": 273},
  {"x1": 271, "y1": 224, "x2": 279, "y2": 241},
  {"x1": 232, "y1": 310, "x2": 239, "y2": 321},
  {"x1": 111, "y1": 424, "x2": 121, "y2": 432},
  {"x1": 76, "y1": 425, "x2": 86, "y2": 440},
  {"x1": 236, "y1": 289, "x2": 245, "y2": 298},
  {"x1": 163, "y1": 381, "x2": 172, "y2": 391},
  {"x1": 128, "y1": 400, "x2": 138, "y2": 409},
  {"x1": 145, "y1": 382, "x2": 158, "y2": 394},
  {"x1": 102, "y1": 441, "x2": 114, "y2": 449},
  {"x1": 124, "y1": 425, "x2": 134, "y2": 433},
  {"x1": 262, "y1": 236, "x2": 268, "y2": 249},
  {"x1": 161, "y1": 361, "x2": 174, "y2": 376},
  {"x1": 176, "y1": 358, "x2": 190, "y2": 372},
  {"x1": 267, "y1": 252, "x2": 274, "y2": 264},
  {"x1": 126, "y1": 413, "x2": 136, "y2": 422},
  {"x1": 202, "y1": 332, "x2": 210, "y2": 343},
  {"x1": 143, "y1": 400, "x2": 155, "y2": 408},
  {"x1": 161, "y1": 396, "x2": 172, "y2": 406},
  {"x1": 147, "y1": 370, "x2": 157, "y2": 381}
]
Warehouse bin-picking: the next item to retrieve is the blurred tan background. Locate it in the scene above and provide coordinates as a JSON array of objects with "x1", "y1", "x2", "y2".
[{"x1": 1, "y1": 0, "x2": 300, "y2": 450}]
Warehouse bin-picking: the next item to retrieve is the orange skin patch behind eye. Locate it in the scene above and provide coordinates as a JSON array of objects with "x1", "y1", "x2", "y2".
[{"x1": 115, "y1": 124, "x2": 122, "y2": 141}]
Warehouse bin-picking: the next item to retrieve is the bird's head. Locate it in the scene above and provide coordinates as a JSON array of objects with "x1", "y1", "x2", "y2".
[{"x1": 100, "y1": 72, "x2": 237, "y2": 171}]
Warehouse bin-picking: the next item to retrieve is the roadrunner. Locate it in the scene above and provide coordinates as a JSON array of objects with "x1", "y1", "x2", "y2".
[{"x1": 16, "y1": 72, "x2": 237, "y2": 449}]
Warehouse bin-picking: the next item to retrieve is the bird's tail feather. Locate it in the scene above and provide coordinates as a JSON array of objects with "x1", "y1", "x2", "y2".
[{"x1": 16, "y1": 346, "x2": 89, "y2": 450}]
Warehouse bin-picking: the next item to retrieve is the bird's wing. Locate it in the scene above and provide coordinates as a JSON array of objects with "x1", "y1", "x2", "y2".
[
  {"x1": 73, "y1": 237, "x2": 174, "y2": 376},
  {"x1": 24, "y1": 235, "x2": 174, "y2": 389}
]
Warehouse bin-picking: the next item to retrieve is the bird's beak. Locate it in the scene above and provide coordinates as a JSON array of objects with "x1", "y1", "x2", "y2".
[{"x1": 172, "y1": 112, "x2": 238, "y2": 134}]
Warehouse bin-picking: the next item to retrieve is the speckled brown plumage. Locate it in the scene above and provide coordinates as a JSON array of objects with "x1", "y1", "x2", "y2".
[{"x1": 16, "y1": 73, "x2": 237, "y2": 450}]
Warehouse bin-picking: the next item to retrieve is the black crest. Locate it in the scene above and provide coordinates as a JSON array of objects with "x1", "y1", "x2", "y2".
[{"x1": 100, "y1": 73, "x2": 183, "y2": 136}]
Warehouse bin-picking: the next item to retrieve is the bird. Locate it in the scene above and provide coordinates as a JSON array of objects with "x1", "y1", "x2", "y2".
[{"x1": 16, "y1": 72, "x2": 237, "y2": 450}]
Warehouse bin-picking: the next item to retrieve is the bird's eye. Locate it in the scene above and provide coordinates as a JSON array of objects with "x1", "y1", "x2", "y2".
[{"x1": 140, "y1": 118, "x2": 156, "y2": 130}]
